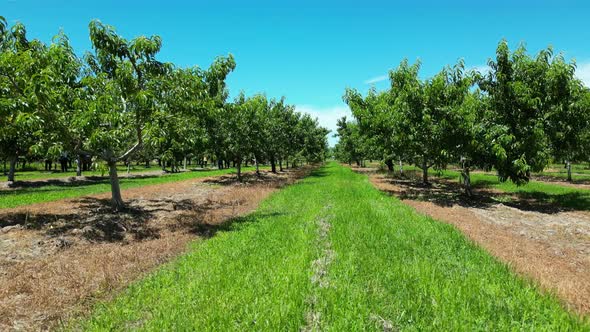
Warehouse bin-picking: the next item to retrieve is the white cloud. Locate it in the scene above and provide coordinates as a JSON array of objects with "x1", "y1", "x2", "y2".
[
  {"x1": 364, "y1": 75, "x2": 388, "y2": 85},
  {"x1": 576, "y1": 61, "x2": 590, "y2": 87},
  {"x1": 470, "y1": 64, "x2": 491, "y2": 75},
  {"x1": 295, "y1": 104, "x2": 352, "y2": 147}
]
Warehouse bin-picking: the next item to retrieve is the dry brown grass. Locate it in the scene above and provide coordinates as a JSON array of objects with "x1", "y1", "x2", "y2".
[{"x1": 0, "y1": 167, "x2": 314, "y2": 331}]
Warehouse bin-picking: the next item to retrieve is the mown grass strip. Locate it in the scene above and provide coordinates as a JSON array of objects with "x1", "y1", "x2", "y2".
[
  {"x1": 75, "y1": 163, "x2": 587, "y2": 330},
  {"x1": 5, "y1": 165, "x2": 153, "y2": 182},
  {"x1": 315, "y1": 164, "x2": 586, "y2": 330},
  {"x1": 0, "y1": 167, "x2": 258, "y2": 209}
]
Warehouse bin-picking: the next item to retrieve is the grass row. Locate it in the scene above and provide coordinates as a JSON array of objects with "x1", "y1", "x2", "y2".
[
  {"x1": 2, "y1": 163, "x2": 210, "y2": 182},
  {"x1": 0, "y1": 167, "x2": 257, "y2": 209},
  {"x1": 6, "y1": 166, "x2": 152, "y2": 182},
  {"x1": 75, "y1": 163, "x2": 587, "y2": 330},
  {"x1": 374, "y1": 164, "x2": 590, "y2": 211},
  {"x1": 440, "y1": 170, "x2": 590, "y2": 211}
]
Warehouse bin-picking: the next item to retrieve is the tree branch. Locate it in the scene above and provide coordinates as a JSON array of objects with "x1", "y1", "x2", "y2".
[{"x1": 116, "y1": 141, "x2": 142, "y2": 161}]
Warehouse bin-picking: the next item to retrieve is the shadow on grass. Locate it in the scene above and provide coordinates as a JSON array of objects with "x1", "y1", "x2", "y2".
[
  {"x1": 171, "y1": 210, "x2": 286, "y2": 239},
  {"x1": 1, "y1": 174, "x2": 163, "y2": 191},
  {"x1": 508, "y1": 190, "x2": 590, "y2": 212},
  {"x1": 307, "y1": 168, "x2": 331, "y2": 178},
  {"x1": 534, "y1": 174, "x2": 590, "y2": 185},
  {"x1": 373, "y1": 170, "x2": 590, "y2": 214}
]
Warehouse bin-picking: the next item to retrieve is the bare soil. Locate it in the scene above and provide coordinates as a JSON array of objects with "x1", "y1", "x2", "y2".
[
  {"x1": 0, "y1": 167, "x2": 314, "y2": 331},
  {"x1": 354, "y1": 166, "x2": 590, "y2": 317}
]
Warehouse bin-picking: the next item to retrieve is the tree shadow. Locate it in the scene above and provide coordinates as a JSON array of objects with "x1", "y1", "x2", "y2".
[
  {"x1": 2, "y1": 174, "x2": 162, "y2": 190},
  {"x1": 0, "y1": 197, "x2": 161, "y2": 242},
  {"x1": 170, "y1": 210, "x2": 286, "y2": 239},
  {"x1": 375, "y1": 172, "x2": 587, "y2": 214},
  {"x1": 307, "y1": 168, "x2": 330, "y2": 178},
  {"x1": 534, "y1": 174, "x2": 590, "y2": 185},
  {"x1": 202, "y1": 170, "x2": 284, "y2": 186},
  {"x1": 504, "y1": 190, "x2": 590, "y2": 212}
]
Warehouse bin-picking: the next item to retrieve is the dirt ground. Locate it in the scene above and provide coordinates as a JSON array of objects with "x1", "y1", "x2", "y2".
[
  {"x1": 0, "y1": 167, "x2": 314, "y2": 331},
  {"x1": 354, "y1": 166, "x2": 590, "y2": 317}
]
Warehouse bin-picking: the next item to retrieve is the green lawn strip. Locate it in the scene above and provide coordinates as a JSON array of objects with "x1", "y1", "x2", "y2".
[
  {"x1": 9, "y1": 166, "x2": 153, "y2": 182},
  {"x1": 316, "y1": 164, "x2": 586, "y2": 330},
  {"x1": 537, "y1": 171, "x2": 590, "y2": 182},
  {"x1": 438, "y1": 169, "x2": 590, "y2": 211},
  {"x1": 0, "y1": 167, "x2": 260, "y2": 209},
  {"x1": 74, "y1": 167, "x2": 331, "y2": 331},
  {"x1": 75, "y1": 163, "x2": 586, "y2": 330}
]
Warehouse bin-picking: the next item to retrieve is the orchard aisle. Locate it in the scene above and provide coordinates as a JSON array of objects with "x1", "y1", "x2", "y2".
[{"x1": 77, "y1": 163, "x2": 587, "y2": 331}]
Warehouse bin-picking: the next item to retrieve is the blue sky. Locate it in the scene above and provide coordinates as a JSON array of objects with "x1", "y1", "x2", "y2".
[{"x1": 4, "y1": 0, "x2": 590, "y2": 144}]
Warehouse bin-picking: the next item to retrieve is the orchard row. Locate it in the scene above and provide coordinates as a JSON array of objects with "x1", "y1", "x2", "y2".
[
  {"x1": 0, "y1": 17, "x2": 329, "y2": 208},
  {"x1": 336, "y1": 40, "x2": 590, "y2": 194}
]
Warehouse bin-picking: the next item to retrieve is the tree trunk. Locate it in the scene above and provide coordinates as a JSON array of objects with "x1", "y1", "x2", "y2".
[
  {"x1": 461, "y1": 165, "x2": 472, "y2": 196},
  {"x1": 76, "y1": 154, "x2": 82, "y2": 177},
  {"x1": 7, "y1": 156, "x2": 17, "y2": 182},
  {"x1": 183, "y1": 157, "x2": 187, "y2": 171},
  {"x1": 3, "y1": 160, "x2": 6, "y2": 175},
  {"x1": 422, "y1": 159, "x2": 428, "y2": 184},
  {"x1": 279, "y1": 160, "x2": 283, "y2": 172},
  {"x1": 385, "y1": 159, "x2": 394, "y2": 172},
  {"x1": 286, "y1": 159, "x2": 289, "y2": 169},
  {"x1": 255, "y1": 158, "x2": 260, "y2": 177},
  {"x1": 21, "y1": 159, "x2": 26, "y2": 171},
  {"x1": 566, "y1": 160, "x2": 572, "y2": 182},
  {"x1": 399, "y1": 159, "x2": 403, "y2": 176},
  {"x1": 271, "y1": 157, "x2": 277, "y2": 173},
  {"x1": 108, "y1": 160, "x2": 124, "y2": 210},
  {"x1": 127, "y1": 162, "x2": 131, "y2": 174},
  {"x1": 236, "y1": 159, "x2": 242, "y2": 181}
]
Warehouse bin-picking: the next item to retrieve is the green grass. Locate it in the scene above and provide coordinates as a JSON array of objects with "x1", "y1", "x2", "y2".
[
  {"x1": 2, "y1": 163, "x2": 206, "y2": 182},
  {"x1": 0, "y1": 167, "x2": 257, "y2": 209},
  {"x1": 74, "y1": 163, "x2": 587, "y2": 331},
  {"x1": 439, "y1": 170, "x2": 590, "y2": 211},
  {"x1": 9, "y1": 166, "x2": 151, "y2": 181},
  {"x1": 538, "y1": 163, "x2": 590, "y2": 182}
]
